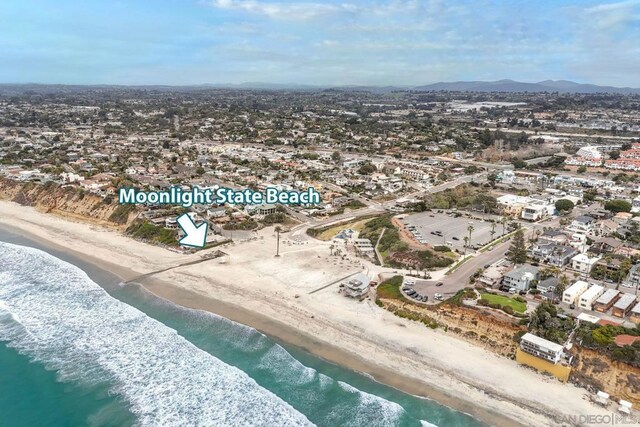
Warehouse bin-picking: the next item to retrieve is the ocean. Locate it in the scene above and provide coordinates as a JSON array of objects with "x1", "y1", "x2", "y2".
[{"x1": 0, "y1": 232, "x2": 486, "y2": 427}]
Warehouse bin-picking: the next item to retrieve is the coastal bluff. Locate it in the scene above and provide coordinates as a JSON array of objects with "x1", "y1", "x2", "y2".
[{"x1": 0, "y1": 178, "x2": 138, "y2": 230}]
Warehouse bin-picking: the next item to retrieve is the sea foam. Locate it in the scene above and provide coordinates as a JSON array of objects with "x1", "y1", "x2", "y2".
[{"x1": 0, "y1": 242, "x2": 313, "y2": 426}]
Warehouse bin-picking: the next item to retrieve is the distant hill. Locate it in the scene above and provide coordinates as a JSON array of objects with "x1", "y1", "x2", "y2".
[
  {"x1": 412, "y1": 79, "x2": 640, "y2": 94},
  {"x1": 1, "y1": 79, "x2": 639, "y2": 94}
]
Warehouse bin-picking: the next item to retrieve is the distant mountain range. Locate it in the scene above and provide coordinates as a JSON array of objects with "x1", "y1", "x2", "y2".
[
  {"x1": 412, "y1": 79, "x2": 640, "y2": 94},
  {"x1": 2, "y1": 79, "x2": 639, "y2": 94}
]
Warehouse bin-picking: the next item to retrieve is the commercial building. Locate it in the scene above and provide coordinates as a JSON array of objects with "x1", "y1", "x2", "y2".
[
  {"x1": 519, "y1": 333, "x2": 564, "y2": 364},
  {"x1": 578, "y1": 285, "x2": 605, "y2": 310},
  {"x1": 612, "y1": 293, "x2": 638, "y2": 318},
  {"x1": 593, "y1": 289, "x2": 621, "y2": 313},
  {"x1": 563, "y1": 280, "x2": 590, "y2": 305},
  {"x1": 342, "y1": 273, "x2": 371, "y2": 299},
  {"x1": 353, "y1": 238, "x2": 375, "y2": 257}
]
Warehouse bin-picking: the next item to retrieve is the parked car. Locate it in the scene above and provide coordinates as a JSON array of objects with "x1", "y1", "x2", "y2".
[{"x1": 435, "y1": 282, "x2": 444, "y2": 287}]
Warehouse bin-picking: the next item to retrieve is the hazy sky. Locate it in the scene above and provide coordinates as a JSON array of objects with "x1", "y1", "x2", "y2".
[{"x1": 1, "y1": 0, "x2": 639, "y2": 86}]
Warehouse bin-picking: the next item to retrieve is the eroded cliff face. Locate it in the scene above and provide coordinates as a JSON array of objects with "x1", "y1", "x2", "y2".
[
  {"x1": 0, "y1": 178, "x2": 138, "y2": 230},
  {"x1": 572, "y1": 347, "x2": 640, "y2": 406}
]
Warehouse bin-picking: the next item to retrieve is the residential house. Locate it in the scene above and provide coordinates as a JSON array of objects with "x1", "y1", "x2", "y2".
[
  {"x1": 539, "y1": 229, "x2": 569, "y2": 245},
  {"x1": 625, "y1": 264, "x2": 640, "y2": 289},
  {"x1": 594, "y1": 258, "x2": 624, "y2": 280},
  {"x1": 537, "y1": 277, "x2": 558, "y2": 293},
  {"x1": 590, "y1": 238, "x2": 623, "y2": 255},
  {"x1": 595, "y1": 219, "x2": 620, "y2": 237},
  {"x1": 502, "y1": 265, "x2": 540, "y2": 292},
  {"x1": 567, "y1": 215, "x2": 596, "y2": 235},
  {"x1": 520, "y1": 333, "x2": 564, "y2": 364},
  {"x1": 571, "y1": 253, "x2": 601, "y2": 274},
  {"x1": 530, "y1": 243, "x2": 578, "y2": 267}
]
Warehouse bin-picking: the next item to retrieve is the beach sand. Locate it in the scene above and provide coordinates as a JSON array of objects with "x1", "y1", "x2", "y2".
[{"x1": 0, "y1": 200, "x2": 612, "y2": 427}]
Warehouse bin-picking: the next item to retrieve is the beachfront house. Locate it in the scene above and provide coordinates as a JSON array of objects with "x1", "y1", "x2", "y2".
[{"x1": 520, "y1": 333, "x2": 564, "y2": 364}]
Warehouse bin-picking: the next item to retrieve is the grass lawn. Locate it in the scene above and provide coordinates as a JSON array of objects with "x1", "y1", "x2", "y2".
[
  {"x1": 480, "y1": 292, "x2": 526, "y2": 313},
  {"x1": 376, "y1": 276, "x2": 406, "y2": 301},
  {"x1": 315, "y1": 218, "x2": 373, "y2": 241}
]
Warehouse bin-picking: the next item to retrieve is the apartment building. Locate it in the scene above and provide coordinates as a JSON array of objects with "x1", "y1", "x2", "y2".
[
  {"x1": 563, "y1": 280, "x2": 590, "y2": 305},
  {"x1": 578, "y1": 285, "x2": 605, "y2": 310}
]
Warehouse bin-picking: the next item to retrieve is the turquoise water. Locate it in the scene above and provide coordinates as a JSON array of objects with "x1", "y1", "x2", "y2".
[{"x1": 0, "y1": 235, "x2": 485, "y2": 427}]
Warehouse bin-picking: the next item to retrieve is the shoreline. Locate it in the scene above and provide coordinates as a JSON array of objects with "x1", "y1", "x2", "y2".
[
  {"x1": 0, "y1": 223, "x2": 509, "y2": 426},
  {"x1": 0, "y1": 200, "x2": 612, "y2": 427}
]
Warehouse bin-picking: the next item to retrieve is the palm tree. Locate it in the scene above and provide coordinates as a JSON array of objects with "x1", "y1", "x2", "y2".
[
  {"x1": 467, "y1": 224, "x2": 475, "y2": 249},
  {"x1": 463, "y1": 236, "x2": 470, "y2": 256},
  {"x1": 274, "y1": 226, "x2": 282, "y2": 257},
  {"x1": 501, "y1": 216, "x2": 508, "y2": 236},
  {"x1": 490, "y1": 222, "x2": 496, "y2": 241},
  {"x1": 330, "y1": 244, "x2": 335, "y2": 256}
]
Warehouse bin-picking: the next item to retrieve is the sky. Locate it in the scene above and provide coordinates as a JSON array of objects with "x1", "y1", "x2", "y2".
[{"x1": 0, "y1": 0, "x2": 639, "y2": 87}]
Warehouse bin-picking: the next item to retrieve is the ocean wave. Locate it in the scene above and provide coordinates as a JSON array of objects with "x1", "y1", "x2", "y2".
[
  {"x1": 122, "y1": 281, "x2": 413, "y2": 426},
  {"x1": 0, "y1": 242, "x2": 313, "y2": 427}
]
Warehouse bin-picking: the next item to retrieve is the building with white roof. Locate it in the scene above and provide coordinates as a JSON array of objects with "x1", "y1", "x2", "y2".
[
  {"x1": 563, "y1": 280, "x2": 590, "y2": 305},
  {"x1": 612, "y1": 293, "x2": 637, "y2": 318},
  {"x1": 578, "y1": 285, "x2": 605, "y2": 310},
  {"x1": 571, "y1": 253, "x2": 601, "y2": 274},
  {"x1": 593, "y1": 289, "x2": 621, "y2": 313},
  {"x1": 497, "y1": 194, "x2": 534, "y2": 217},
  {"x1": 520, "y1": 333, "x2": 564, "y2": 364},
  {"x1": 630, "y1": 302, "x2": 640, "y2": 324}
]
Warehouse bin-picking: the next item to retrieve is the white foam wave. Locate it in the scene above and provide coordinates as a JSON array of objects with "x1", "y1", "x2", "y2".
[
  {"x1": 338, "y1": 381, "x2": 406, "y2": 426},
  {"x1": 0, "y1": 242, "x2": 313, "y2": 427}
]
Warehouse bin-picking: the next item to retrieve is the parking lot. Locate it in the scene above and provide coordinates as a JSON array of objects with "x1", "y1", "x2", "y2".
[
  {"x1": 400, "y1": 211, "x2": 501, "y2": 252},
  {"x1": 401, "y1": 278, "x2": 448, "y2": 304}
]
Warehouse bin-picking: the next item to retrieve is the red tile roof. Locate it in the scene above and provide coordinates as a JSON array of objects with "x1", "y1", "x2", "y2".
[{"x1": 614, "y1": 335, "x2": 640, "y2": 347}]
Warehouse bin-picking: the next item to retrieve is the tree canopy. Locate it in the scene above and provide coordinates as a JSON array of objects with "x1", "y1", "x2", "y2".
[
  {"x1": 555, "y1": 199, "x2": 574, "y2": 212},
  {"x1": 506, "y1": 228, "x2": 528, "y2": 264},
  {"x1": 604, "y1": 199, "x2": 632, "y2": 213}
]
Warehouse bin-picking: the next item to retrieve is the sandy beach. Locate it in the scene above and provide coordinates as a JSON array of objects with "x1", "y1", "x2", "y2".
[{"x1": 0, "y1": 200, "x2": 613, "y2": 427}]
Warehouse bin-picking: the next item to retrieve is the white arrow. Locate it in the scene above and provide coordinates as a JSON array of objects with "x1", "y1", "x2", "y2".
[{"x1": 176, "y1": 213, "x2": 208, "y2": 248}]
